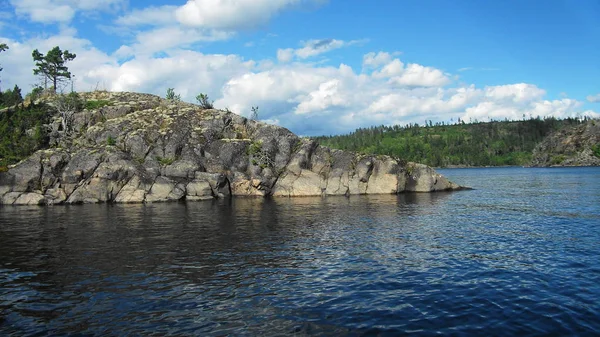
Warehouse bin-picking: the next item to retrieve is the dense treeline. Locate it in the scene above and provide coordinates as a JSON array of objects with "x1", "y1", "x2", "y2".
[
  {"x1": 314, "y1": 118, "x2": 587, "y2": 167},
  {"x1": 0, "y1": 87, "x2": 52, "y2": 168}
]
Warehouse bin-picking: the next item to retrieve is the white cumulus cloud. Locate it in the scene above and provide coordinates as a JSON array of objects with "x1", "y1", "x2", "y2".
[
  {"x1": 389, "y1": 63, "x2": 450, "y2": 87},
  {"x1": 366, "y1": 54, "x2": 450, "y2": 88},
  {"x1": 175, "y1": 0, "x2": 322, "y2": 30},
  {"x1": 295, "y1": 79, "x2": 347, "y2": 114},
  {"x1": 372, "y1": 59, "x2": 404, "y2": 78},
  {"x1": 115, "y1": 26, "x2": 233, "y2": 58},
  {"x1": 88, "y1": 50, "x2": 255, "y2": 100},
  {"x1": 484, "y1": 83, "x2": 545, "y2": 103}
]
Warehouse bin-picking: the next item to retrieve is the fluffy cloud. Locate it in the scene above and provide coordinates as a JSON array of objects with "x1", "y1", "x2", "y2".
[
  {"x1": 461, "y1": 98, "x2": 593, "y2": 122},
  {"x1": 295, "y1": 79, "x2": 346, "y2": 114},
  {"x1": 276, "y1": 48, "x2": 294, "y2": 63},
  {"x1": 363, "y1": 52, "x2": 394, "y2": 69},
  {"x1": 113, "y1": 4, "x2": 233, "y2": 59},
  {"x1": 366, "y1": 54, "x2": 450, "y2": 87},
  {"x1": 587, "y1": 93, "x2": 600, "y2": 103},
  {"x1": 277, "y1": 39, "x2": 366, "y2": 63},
  {"x1": 175, "y1": 0, "x2": 323, "y2": 30},
  {"x1": 12, "y1": 1, "x2": 75, "y2": 23},
  {"x1": 372, "y1": 59, "x2": 404, "y2": 78},
  {"x1": 213, "y1": 56, "x2": 594, "y2": 134},
  {"x1": 115, "y1": 6, "x2": 178, "y2": 27},
  {"x1": 0, "y1": 31, "x2": 254, "y2": 101},
  {"x1": 0, "y1": 26, "x2": 596, "y2": 136},
  {"x1": 83, "y1": 50, "x2": 256, "y2": 103},
  {"x1": 115, "y1": 26, "x2": 233, "y2": 58},
  {"x1": 389, "y1": 63, "x2": 450, "y2": 87},
  {"x1": 10, "y1": 0, "x2": 125, "y2": 23},
  {"x1": 215, "y1": 64, "x2": 335, "y2": 117},
  {"x1": 484, "y1": 83, "x2": 545, "y2": 103},
  {"x1": 114, "y1": 1, "x2": 328, "y2": 53}
]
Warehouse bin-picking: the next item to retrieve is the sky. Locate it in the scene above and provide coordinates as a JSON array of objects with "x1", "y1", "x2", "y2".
[{"x1": 0, "y1": 0, "x2": 599, "y2": 136}]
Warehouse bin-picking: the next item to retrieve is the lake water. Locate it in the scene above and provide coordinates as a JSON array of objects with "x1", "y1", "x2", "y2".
[{"x1": 1, "y1": 167, "x2": 599, "y2": 336}]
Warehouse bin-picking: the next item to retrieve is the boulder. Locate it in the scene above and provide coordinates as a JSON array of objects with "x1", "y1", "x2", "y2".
[{"x1": 14, "y1": 192, "x2": 45, "y2": 205}]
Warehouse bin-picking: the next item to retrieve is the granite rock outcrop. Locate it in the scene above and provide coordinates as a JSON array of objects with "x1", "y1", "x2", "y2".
[{"x1": 0, "y1": 92, "x2": 466, "y2": 205}]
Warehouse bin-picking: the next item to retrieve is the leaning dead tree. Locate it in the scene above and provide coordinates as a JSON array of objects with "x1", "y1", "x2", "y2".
[{"x1": 53, "y1": 93, "x2": 82, "y2": 136}]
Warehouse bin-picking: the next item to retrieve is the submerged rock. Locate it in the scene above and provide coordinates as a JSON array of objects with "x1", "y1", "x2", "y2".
[{"x1": 0, "y1": 91, "x2": 466, "y2": 205}]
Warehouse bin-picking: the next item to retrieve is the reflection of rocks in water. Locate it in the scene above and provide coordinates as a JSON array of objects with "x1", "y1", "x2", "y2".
[
  {"x1": 0, "y1": 192, "x2": 464, "y2": 334},
  {"x1": 398, "y1": 191, "x2": 454, "y2": 205},
  {"x1": 0, "y1": 191, "x2": 461, "y2": 280},
  {"x1": 0, "y1": 191, "x2": 463, "y2": 302}
]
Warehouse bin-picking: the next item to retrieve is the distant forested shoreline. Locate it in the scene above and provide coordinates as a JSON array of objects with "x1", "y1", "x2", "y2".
[{"x1": 313, "y1": 117, "x2": 594, "y2": 167}]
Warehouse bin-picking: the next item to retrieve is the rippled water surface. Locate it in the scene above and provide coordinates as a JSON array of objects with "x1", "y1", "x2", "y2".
[{"x1": 1, "y1": 167, "x2": 599, "y2": 336}]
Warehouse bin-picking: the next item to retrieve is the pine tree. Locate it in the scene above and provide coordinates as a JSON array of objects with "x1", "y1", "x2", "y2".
[{"x1": 32, "y1": 46, "x2": 76, "y2": 91}]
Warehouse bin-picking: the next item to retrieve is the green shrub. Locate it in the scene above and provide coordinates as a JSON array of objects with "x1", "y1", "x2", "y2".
[
  {"x1": 25, "y1": 86, "x2": 45, "y2": 102},
  {"x1": 85, "y1": 99, "x2": 111, "y2": 110},
  {"x1": 166, "y1": 88, "x2": 181, "y2": 101},
  {"x1": 550, "y1": 155, "x2": 566, "y2": 165},
  {"x1": 106, "y1": 135, "x2": 116, "y2": 146},
  {"x1": 196, "y1": 93, "x2": 213, "y2": 109},
  {"x1": 247, "y1": 141, "x2": 262, "y2": 156},
  {"x1": 406, "y1": 164, "x2": 414, "y2": 177},
  {"x1": 592, "y1": 144, "x2": 600, "y2": 158},
  {"x1": 57, "y1": 92, "x2": 85, "y2": 111},
  {"x1": 156, "y1": 156, "x2": 175, "y2": 165},
  {"x1": 247, "y1": 141, "x2": 273, "y2": 169}
]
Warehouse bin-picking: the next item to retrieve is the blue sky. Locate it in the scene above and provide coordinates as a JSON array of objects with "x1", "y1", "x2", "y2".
[{"x1": 0, "y1": 0, "x2": 599, "y2": 135}]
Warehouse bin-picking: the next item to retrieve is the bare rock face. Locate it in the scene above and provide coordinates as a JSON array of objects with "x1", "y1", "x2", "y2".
[
  {"x1": 0, "y1": 92, "x2": 467, "y2": 205},
  {"x1": 531, "y1": 120, "x2": 600, "y2": 167}
]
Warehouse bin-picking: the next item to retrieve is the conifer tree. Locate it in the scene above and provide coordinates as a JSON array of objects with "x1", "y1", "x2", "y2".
[{"x1": 32, "y1": 46, "x2": 76, "y2": 91}]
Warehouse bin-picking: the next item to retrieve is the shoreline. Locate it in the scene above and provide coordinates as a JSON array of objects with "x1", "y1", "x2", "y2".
[{"x1": 437, "y1": 164, "x2": 600, "y2": 169}]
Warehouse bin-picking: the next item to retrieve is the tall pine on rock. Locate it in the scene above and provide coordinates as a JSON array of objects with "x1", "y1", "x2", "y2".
[{"x1": 32, "y1": 46, "x2": 76, "y2": 91}]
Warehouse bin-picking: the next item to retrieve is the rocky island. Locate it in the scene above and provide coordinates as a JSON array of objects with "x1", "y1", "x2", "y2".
[{"x1": 0, "y1": 91, "x2": 465, "y2": 205}]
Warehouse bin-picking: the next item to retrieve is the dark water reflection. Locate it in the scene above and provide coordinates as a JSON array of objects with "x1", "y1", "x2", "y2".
[{"x1": 1, "y1": 167, "x2": 599, "y2": 336}]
